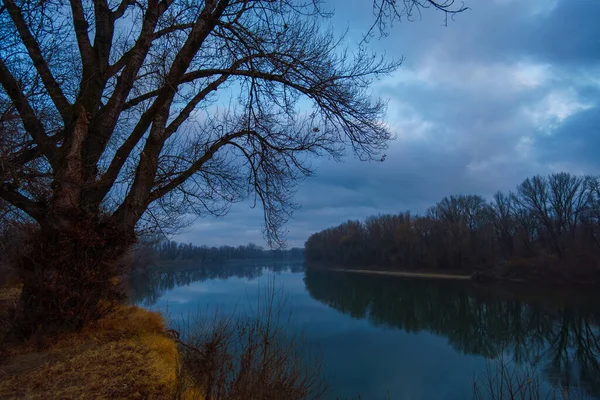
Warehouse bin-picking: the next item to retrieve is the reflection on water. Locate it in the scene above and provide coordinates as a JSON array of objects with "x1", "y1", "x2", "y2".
[
  {"x1": 132, "y1": 263, "x2": 600, "y2": 399},
  {"x1": 128, "y1": 261, "x2": 304, "y2": 306},
  {"x1": 304, "y1": 270, "x2": 600, "y2": 398}
]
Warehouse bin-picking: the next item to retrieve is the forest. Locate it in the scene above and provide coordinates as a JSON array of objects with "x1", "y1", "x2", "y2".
[
  {"x1": 304, "y1": 172, "x2": 600, "y2": 281},
  {"x1": 152, "y1": 240, "x2": 304, "y2": 262}
]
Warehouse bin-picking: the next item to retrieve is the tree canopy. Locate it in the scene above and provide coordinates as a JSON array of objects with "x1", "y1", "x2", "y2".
[{"x1": 0, "y1": 0, "x2": 407, "y2": 247}]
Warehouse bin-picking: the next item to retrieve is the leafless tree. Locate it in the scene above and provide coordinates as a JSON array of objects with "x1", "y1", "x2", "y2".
[
  {"x1": 490, "y1": 191, "x2": 516, "y2": 258},
  {"x1": 0, "y1": 0, "x2": 417, "y2": 334},
  {"x1": 517, "y1": 174, "x2": 595, "y2": 257}
]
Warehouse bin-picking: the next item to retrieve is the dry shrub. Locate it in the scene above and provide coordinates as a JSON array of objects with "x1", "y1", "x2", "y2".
[
  {"x1": 473, "y1": 357, "x2": 587, "y2": 400},
  {"x1": 0, "y1": 305, "x2": 178, "y2": 399},
  {"x1": 0, "y1": 284, "x2": 21, "y2": 361},
  {"x1": 0, "y1": 222, "x2": 33, "y2": 288},
  {"x1": 0, "y1": 264, "x2": 19, "y2": 290},
  {"x1": 173, "y1": 282, "x2": 326, "y2": 400}
]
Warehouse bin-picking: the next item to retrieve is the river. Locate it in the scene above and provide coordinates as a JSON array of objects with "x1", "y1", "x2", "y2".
[{"x1": 129, "y1": 262, "x2": 600, "y2": 400}]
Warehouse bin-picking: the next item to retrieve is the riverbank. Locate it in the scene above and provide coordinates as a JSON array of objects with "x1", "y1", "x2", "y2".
[
  {"x1": 0, "y1": 285, "x2": 188, "y2": 399},
  {"x1": 330, "y1": 268, "x2": 471, "y2": 280},
  {"x1": 324, "y1": 266, "x2": 600, "y2": 285},
  {"x1": 310, "y1": 257, "x2": 600, "y2": 286}
]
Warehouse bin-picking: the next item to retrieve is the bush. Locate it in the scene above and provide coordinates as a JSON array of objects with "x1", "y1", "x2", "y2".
[
  {"x1": 473, "y1": 357, "x2": 587, "y2": 400},
  {"x1": 172, "y1": 282, "x2": 326, "y2": 400}
]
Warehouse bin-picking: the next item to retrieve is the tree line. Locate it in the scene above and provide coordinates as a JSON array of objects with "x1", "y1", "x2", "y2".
[
  {"x1": 153, "y1": 240, "x2": 304, "y2": 263},
  {"x1": 304, "y1": 172, "x2": 600, "y2": 278}
]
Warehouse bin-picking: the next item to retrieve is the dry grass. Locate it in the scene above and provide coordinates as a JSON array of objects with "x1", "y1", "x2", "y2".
[
  {"x1": 0, "y1": 279, "x2": 322, "y2": 400},
  {"x1": 0, "y1": 300, "x2": 182, "y2": 399}
]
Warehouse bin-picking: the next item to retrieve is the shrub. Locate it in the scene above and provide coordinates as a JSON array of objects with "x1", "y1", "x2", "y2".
[{"x1": 172, "y1": 282, "x2": 326, "y2": 400}]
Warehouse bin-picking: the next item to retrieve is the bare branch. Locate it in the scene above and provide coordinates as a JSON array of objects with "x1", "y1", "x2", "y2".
[
  {"x1": 0, "y1": 59, "x2": 56, "y2": 165},
  {"x1": 0, "y1": 184, "x2": 45, "y2": 222},
  {"x1": 149, "y1": 130, "x2": 247, "y2": 202},
  {"x1": 4, "y1": 0, "x2": 71, "y2": 121},
  {"x1": 69, "y1": 0, "x2": 95, "y2": 74},
  {"x1": 111, "y1": 0, "x2": 134, "y2": 20}
]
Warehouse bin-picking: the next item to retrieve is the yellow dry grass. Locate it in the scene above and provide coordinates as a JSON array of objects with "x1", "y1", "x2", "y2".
[{"x1": 0, "y1": 304, "x2": 180, "y2": 399}]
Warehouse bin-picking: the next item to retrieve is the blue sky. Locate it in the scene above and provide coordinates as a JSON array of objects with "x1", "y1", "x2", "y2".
[{"x1": 175, "y1": 0, "x2": 600, "y2": 248}]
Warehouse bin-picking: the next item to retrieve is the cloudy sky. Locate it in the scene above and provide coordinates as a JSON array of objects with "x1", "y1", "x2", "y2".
[{"x1": 176, "y1": 0, "x2": 600, "y2": 248}]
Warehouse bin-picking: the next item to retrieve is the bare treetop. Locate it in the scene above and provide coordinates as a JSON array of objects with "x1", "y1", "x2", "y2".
[{"x1": 0, "y1": 0, "x2": 402, "y2": 246}]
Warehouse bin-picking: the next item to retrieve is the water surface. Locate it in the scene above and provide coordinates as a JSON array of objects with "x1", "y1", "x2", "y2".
[{"x1": 131, "y1": 263, "x2": 600, "y2": 400}]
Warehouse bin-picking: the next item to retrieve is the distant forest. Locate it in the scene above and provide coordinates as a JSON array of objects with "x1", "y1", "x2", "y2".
[
  {"x1": 304, "y1": 172, "x2": 600, "y2": 279},
  {"x1": 153, "y1": 241, "x2": 304, "y2": 263}
]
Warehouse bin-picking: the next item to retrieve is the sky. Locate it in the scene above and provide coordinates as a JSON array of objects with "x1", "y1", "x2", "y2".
[{"x1": 175, "y1": 0, "x2": 600, "y2": 248}]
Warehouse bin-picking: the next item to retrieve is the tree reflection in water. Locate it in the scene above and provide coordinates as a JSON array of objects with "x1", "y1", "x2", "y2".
[
  {"x1": 127, "y1": 261, "x2": 304, "y2": 307},
  {"x1": 303, "y1": 269, "x2": 600, "y2": 397},
  {"x1": 129, "y1": 264, "x2": 600, "y2": 398}
]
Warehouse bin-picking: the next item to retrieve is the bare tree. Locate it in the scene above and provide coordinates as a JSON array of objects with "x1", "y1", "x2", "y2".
[
  {"x1": 516, "y1": 176, "x2": 558, "y2": 255},
  {"x1": 0, "y1": 0, "x2": 412, "y2": 334},
  {"x1": 547, "y1": 173, "x2": 594, "y2": 241},
  {"x1": 490, "y1": 191, "x2": 516, "y2": 258},
  {"x1": 516, "y1": 174, "x2": 595, "y2": 257}
]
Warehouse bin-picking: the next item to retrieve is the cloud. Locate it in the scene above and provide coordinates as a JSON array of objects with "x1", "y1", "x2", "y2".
[{"x1": 175, "y1": 0, "x2": 600, "y2": 248}]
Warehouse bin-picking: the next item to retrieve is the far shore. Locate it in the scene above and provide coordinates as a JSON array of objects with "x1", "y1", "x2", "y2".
[{"x1": 330, "y1": 268, "x2": 472, "y2": 280}]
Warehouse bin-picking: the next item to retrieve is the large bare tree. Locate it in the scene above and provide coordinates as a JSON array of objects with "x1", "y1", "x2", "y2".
[{"x1": 0, "y1": 0, "x2": 465, "y2": 334}]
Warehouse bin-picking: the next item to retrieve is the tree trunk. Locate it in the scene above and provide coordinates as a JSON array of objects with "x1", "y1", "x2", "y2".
[{"x1": 13, "y1": 215, "x2": 136, "y2": 337}]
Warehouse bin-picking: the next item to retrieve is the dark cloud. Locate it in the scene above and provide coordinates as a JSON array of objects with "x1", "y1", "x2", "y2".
[
  {"x1": 538, "y1": 106, "x2": 600, "y2": 169},
  {"x1": 176, "y1": 0, "x2": 600, "y2": 248}
]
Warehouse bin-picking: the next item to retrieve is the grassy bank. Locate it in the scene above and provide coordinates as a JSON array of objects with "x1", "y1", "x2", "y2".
[
  {"x1": 0, "y1": 285, "x2": 185, "y2": 399},
  {"x1": 0, "y1": 276, "x2": 322, "y2": 400}
]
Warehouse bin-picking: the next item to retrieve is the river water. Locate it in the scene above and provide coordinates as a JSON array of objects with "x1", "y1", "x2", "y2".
[{"x1": 130, "y1": 262, "x2": 600, "y2": 400}]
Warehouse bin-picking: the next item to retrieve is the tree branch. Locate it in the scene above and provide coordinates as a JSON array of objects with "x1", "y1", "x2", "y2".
[
  {"x1": 152, "y1": 22, "x2": 194, "y2": 40},
  {"x1": 93, "y1": 0, "x2": 115, "y2": 71},
  {"x1": 69, "y1": 0, "x2": 95, "y2": 72},
  {"x1": 0, "y1": 185, "x2": 46, "y2": 222},
  {"x1": 148, "y1": 130, "x2": 246, "y2": 202},
  {"x1": 111, "y1": 0, "x2": 134, "y2": 19},
  {"x1": 4, "y1": 0, "x2": 71, "y2": 121},
  {"x1": 0, "y1": 59, "x2": 57, "y2": 166},
  {"x1": 109, "y1": 0, "x2": 232, "y2": 229},
  {"x1": 95, "y1": 0, "x2": 167, "y2": 133}
]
